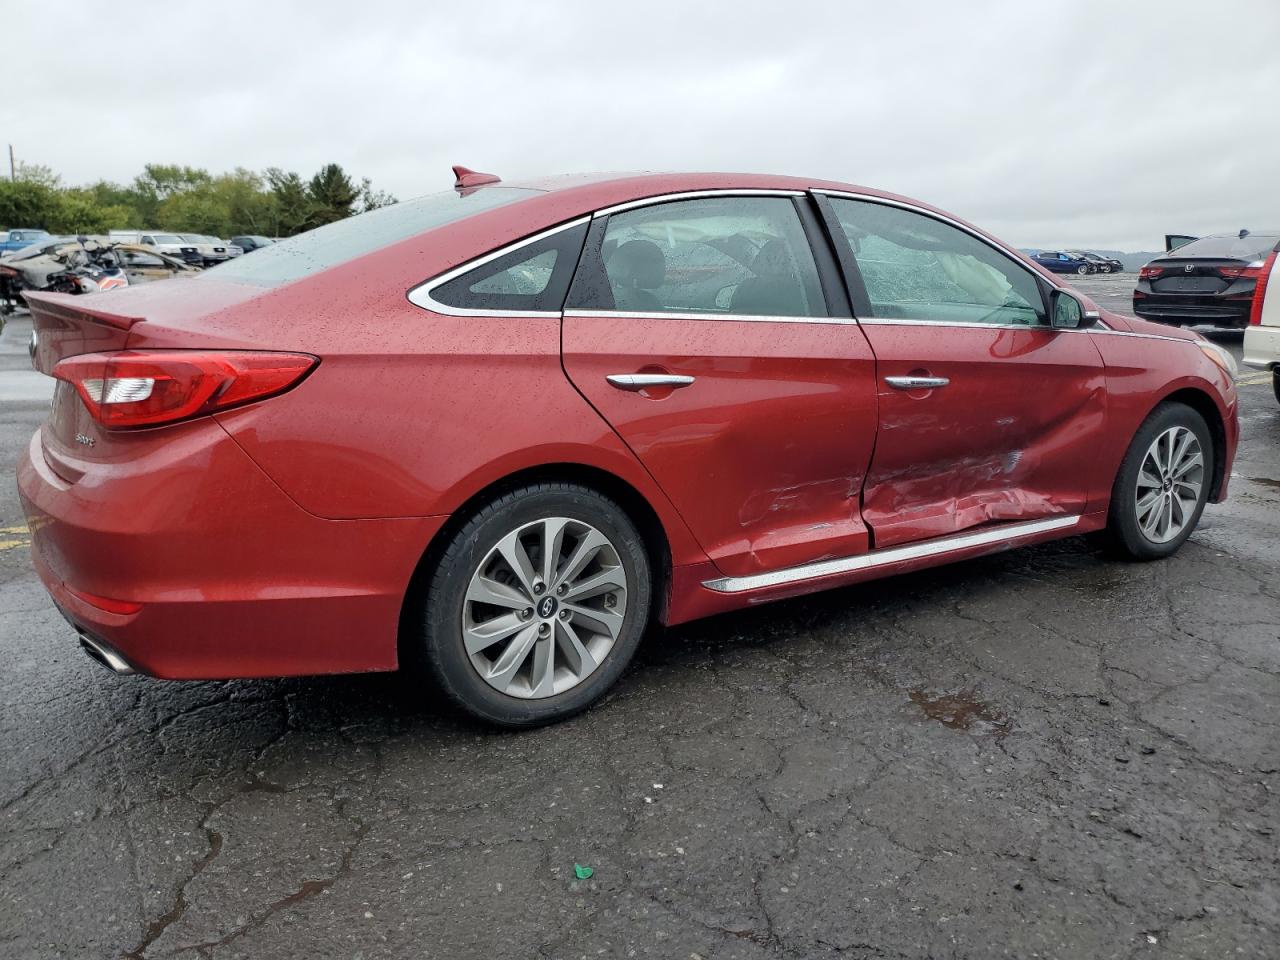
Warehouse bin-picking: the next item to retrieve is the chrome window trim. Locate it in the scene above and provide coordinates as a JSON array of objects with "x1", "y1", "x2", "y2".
[
  {"x1": 592, "y1": 188, "x2": 805, "y2": 219},
  {"x1": 858, "y1": 316, "x2": 1105, "y2": 334},
  {"x1": 1088, "y1": 328, "x2": 1197, "y2": 345},
  {"x1": 407, "y1": 216, "x2": 591, "y2": 318},
  {"x1": 562, "y1": 308, "x2": 859, "y2": 325},
  {"x1": 702, "y1": 515, "x2": 1081, "y2": 594},
  {"x1": 813, "y1": 189, "x2": 1052, "y2": 278}
]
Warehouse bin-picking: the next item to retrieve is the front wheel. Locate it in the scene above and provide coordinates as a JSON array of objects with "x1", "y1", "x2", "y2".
[
  {"x1": 1272, "y1": 370, "x2": 1280, "y2": 406},
  {"x1": 1106, "y1": 403, "x2": 1213, "y2": 561},
  {"x1": 415, "y1": 482, "x2": 652, "y2": 727}
]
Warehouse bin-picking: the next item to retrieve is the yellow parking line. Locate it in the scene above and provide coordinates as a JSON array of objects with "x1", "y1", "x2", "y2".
[
  {"x1": 0, "y1": 525, "x2": 31, "y2": 534},
  {"x1": 1235, "y1": 373, "x2": 1270, "y2": 386},
  {"x1": 0, "y1": 538, "x2": 30, "y2": 552}
]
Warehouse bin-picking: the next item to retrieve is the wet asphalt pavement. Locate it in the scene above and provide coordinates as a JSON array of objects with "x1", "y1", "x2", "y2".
[{"x1": 1, "y1": 278, "x2": 1278, "y2": 959}]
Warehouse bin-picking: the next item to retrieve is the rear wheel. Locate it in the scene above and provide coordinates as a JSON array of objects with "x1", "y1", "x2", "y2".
[
  {"x1": 1273, "y1": 370, "x2": 1279, "y2": 406},
  {"x1": 416, "y1": 483, "x2": 652, "y2": 727},
  {"x1": 1106, "y1": 403, "x2": 1213, "y2": 560},
  {"x1": 1076, "y1": 264, "x2": 1089, "y2": 275}
]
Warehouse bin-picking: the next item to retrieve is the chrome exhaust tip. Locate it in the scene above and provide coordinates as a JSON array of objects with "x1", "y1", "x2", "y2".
[{"x1": 78, "y1": 633, "x2": 135, "y2": 675}]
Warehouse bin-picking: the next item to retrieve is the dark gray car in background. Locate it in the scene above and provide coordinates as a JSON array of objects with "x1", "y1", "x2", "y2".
[{"x1": 1134, "y1": 230, "x2": 1280, "y2": 327}]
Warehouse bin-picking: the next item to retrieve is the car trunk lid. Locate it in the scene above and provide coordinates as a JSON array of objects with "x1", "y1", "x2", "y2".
[
  {"x1": 1148, "y1": 259, "x2": 1250, "y2": 294},
  {"x1": 25, "y1": 282, "x2": 269, "y2": 478}
]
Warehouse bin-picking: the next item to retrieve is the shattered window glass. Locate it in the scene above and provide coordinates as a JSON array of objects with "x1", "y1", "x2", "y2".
[{"x1": 830, "y1": 199, "x2": 1045, "y2": 326}]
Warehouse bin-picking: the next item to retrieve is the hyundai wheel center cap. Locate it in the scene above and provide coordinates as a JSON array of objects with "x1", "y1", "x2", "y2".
[{"x1": 538, "y1": 596, "x2": 558, "y2": 619}]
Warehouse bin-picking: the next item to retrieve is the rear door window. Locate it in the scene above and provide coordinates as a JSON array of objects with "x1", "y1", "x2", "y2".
[{"x1": 569, "y1": 196, "x2": 826, "y2": 318}]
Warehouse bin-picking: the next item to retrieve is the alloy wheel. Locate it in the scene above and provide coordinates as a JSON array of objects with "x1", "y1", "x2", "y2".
[
  {"x1": 462, "y1": 517, "x2": 628, "y2": 698},
  {"x1": 1135, "y1": 426, "x2": 1204, "y2": 544}
]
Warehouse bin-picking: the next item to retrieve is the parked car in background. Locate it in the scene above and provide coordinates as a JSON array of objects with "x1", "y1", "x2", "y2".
[
  {"x1": 179, "y1": 234, "x2": 242, "y2": 266},
  {"x1": 109, "y1": 231, "x2": 202, "y2": 265},
  {"x1": 1242, "y1": 243, "x2": 1280, "y2": 404},
  {"x1": 0, "y1": 238, "x2": 198, "y2": 304},
  {"x1": 1031, "y1": 250, "x2": 1094, "y2": 275},
  {"x1": 1, "y1": 228, "x2": 51, "y2": 255},
  {"x1": 228, "y1": 234, "x2": 274, "y2": 253},
  {"x1": 1134, "y1": 230, "x2": 1280, "y2": 328},
  {"x1": 16, "y1": 169, "x2": 1239, "y2": 727},
  {"x1": 1069, "y1": 251, "x2": 1123, "y2": 274}
]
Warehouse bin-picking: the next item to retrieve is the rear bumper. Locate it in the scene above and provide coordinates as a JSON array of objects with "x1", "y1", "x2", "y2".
[
  {"x1": 16, "y1": 424, "x2": 444, "y2": 679},
  {"x1": 1133, "y1": 294, "x2": 1252, "y2": 327}
]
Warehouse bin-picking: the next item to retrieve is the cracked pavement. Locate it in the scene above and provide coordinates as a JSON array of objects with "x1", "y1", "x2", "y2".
[{"x1": 2, "y1": 287, "x2": 1278, "y2": 958}]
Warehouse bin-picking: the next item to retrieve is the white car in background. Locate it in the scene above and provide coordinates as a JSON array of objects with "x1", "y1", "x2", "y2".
[
  {"x1": 108, "y1": 231, "x2": 201, "y2": 264},
  {"x1": 1242, "y1": 242, "x2": 1280, "y2": 404},
  {"x1": 179, "y1": 234, "x2": 242, "y2": 265}
]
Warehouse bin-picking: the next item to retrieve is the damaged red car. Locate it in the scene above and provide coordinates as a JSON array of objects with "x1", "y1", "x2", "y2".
[{"x1": 17, "y1": 168, "x2": 1239, "y2": 726}]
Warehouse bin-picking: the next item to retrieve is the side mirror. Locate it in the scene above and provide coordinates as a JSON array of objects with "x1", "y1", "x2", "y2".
[{"x1": 1051, "y1": 290, "x2": 1098, "y2": 329}]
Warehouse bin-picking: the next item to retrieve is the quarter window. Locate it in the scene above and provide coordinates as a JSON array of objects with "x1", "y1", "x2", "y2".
[
  {"x1": 425, "y1": 221, "x2": 588, "y2": 314},
  {"x1": 571, "y1": 196, "x2": 826, "y2": 318},
  {"x1": 828, "y1": 198, "x2": 1045, "y2": 325}
]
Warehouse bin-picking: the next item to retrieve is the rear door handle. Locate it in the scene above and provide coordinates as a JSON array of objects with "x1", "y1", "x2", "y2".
[
  {"x1": 885, "y1": 375, "x2": 950, "y2": 390},
  {"x1": 606, "y1": 374, "x2": 695, "y2": 391}
]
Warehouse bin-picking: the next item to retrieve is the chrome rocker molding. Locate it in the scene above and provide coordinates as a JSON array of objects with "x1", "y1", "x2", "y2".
[{"x1": 702, "y1": 514, "x2": 1082, "y2": 594}]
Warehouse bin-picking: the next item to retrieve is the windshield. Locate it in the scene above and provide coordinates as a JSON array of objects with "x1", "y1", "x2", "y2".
[
  {"x1": 204, "y1": 187, "x2": 540, "y2": 288},
  {"x1": 181, "y1": 235, "x2": 206, "y2": 242},
  {"x1": 1166, "y1": 234, "x2": 1279, "y2": 261},
  {"x1": 152, "y1": 234, "x2": 184, "y2": 244}
]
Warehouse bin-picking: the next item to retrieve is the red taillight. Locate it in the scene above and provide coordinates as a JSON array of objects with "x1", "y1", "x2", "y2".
[
  {"x1": 1217, "y1": 263, "x2": 1264, "y2": 280},
  {"x1": 65, "y1": 585, "x2": 143, "y2": 615},
  {"x1": 52, "y1": 350, "x2": 317, "y2": 429},
  {"x1": 1250, "y1": 251, "x2": 1278, "y2": 326},
  {"x1": 1139, "y1": 265, "x2": 1164, "y2": 279}
]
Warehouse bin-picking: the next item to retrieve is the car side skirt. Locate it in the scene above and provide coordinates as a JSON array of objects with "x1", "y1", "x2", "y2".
[{"x1": 664, "y1": 511, "x2": 1106, "y2": 625}]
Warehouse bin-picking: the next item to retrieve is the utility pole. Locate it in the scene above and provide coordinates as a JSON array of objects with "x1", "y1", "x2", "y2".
[{"x1": 8, "y1": 144, "x2": 14, "y2": 180}]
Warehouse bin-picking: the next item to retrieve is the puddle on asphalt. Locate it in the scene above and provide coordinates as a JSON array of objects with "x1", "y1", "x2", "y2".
[
  {"x1": 1246, "y1": 476, "x2": 1280, "y2": 490},
  {"x1": 908, "y1": 689, "x2": 1010, "y2": 737}
]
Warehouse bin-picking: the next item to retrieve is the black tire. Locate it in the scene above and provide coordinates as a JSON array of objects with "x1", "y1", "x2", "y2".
[
  {"x1": 1272, "y1": 370, "x2": 1279, "y2": 407},
  {"x1": 416, "y1": 482, "x2": 652, "y2": 727},
  {"x1": 1100, "y1": 265, "x2": 1112, "y2": 274},
  {"x1": 1077, "y1": 264, "x2": 1089, "y2": 275},
  {"x1": 1106, "y1": 402, "x2": 1214, "y2": 561}
]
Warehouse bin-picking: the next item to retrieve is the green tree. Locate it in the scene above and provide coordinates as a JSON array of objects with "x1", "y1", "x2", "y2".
[
  {"x1": 0, "y1": 178, "x2": 59, "y2": 229},
  {"x1": 306, "y1": 163, "x2": 360, "y2": 227},
  {"x1": 265, "y1": 168, "x2": 312, "y2": 236},
  {"x1": 358, "y1": 177, "x2": 397, "y2": 213}
]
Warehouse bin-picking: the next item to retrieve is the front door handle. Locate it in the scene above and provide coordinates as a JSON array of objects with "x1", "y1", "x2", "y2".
[
  {"x1": 606, "y1": 373, "x2": 695, "y2": 391},
  {"x1": 885, "y1": 375, "x2": 950, "y2": 390}
]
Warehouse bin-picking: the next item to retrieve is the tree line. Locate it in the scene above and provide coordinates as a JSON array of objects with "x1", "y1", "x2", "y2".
[{"x1": 0, "y1": 161, "x2": 398, "y2": 238}]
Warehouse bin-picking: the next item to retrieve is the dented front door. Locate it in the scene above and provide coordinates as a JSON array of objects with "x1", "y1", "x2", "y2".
[{"x1": 857, "y1": 323, "x2": 1106, "y2": 547}]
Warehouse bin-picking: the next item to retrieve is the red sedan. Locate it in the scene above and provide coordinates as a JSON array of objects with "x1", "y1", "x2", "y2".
[{"x1": 17, "y1": 168, "x2": 1239, "y2": 726}]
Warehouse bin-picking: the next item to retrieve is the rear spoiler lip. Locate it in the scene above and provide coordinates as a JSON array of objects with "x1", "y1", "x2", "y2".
[{"x1": 23, "y1": 290, "x2": 145, "y2": 331}]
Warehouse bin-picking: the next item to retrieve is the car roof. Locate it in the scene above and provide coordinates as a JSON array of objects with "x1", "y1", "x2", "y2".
[{"x1": 497, "y1": 170, "x2": 918, "y2": 215}]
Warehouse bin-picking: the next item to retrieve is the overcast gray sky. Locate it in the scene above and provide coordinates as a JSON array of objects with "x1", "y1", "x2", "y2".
[{"x1": 3, "y1": 0, "x2": 1278, "y2": 250}]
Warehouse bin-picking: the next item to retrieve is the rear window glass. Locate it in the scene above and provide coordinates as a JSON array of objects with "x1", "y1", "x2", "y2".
[
  {"x1": 203, "y1": 187, "x2": 540, "y2": 288},
  {"x1": 1167, "y1": 235, "x2": 1279, "y2": 261}
]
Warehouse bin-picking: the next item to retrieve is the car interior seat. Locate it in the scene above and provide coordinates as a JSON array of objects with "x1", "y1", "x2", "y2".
[
  {"x1": 607, "y1": 239, "x2": 665, "y2": 311},
  {"x1": 730, "y1": 238, "x2": 806, "y2": 316}
]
